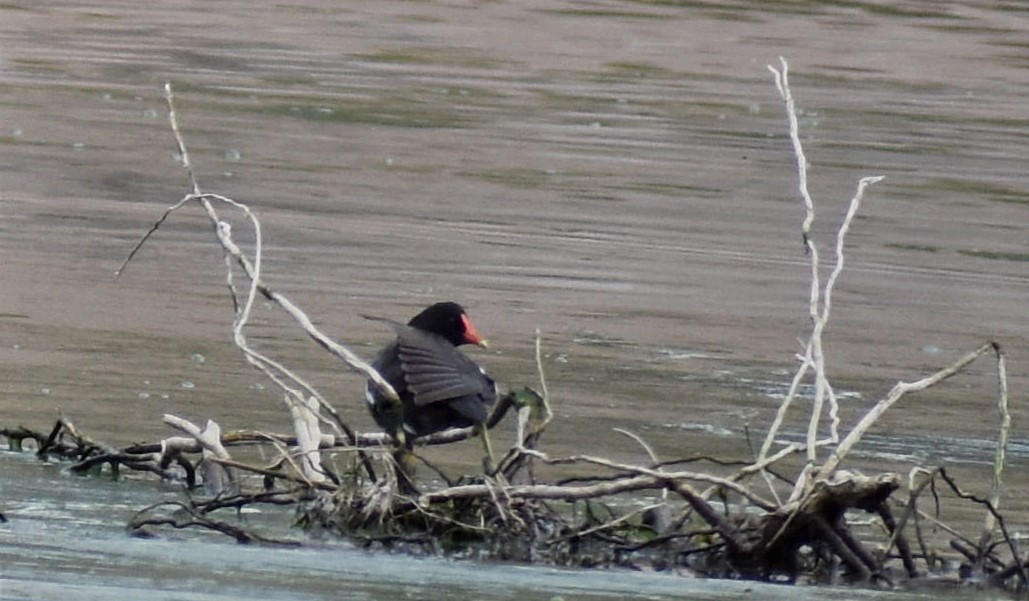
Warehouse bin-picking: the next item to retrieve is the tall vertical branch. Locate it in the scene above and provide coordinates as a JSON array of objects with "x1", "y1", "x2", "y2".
[
  {"x1": 769, "y1": 58, "x2": 814, "y2": 242},
  {"x1": 763, "y1": 58, "x2": 883, "y2": 487},
  {"x1": 981, "y1": 342, "x2": 1010, "y2": 547},
  {"x1": 534, "y1": 328, "x2": 553, "y2": 427},
  {"x1": 764, "y1": 57, "x2": 828, "y2": 468}
]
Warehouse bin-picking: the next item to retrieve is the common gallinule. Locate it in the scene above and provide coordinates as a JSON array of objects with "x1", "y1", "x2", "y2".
[{"x1": 365, "y1": 302, "x2": 497, "y2": 453}]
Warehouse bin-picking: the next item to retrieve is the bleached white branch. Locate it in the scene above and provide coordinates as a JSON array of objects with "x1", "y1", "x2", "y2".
[
  {"x1": 163, "y1": 414, "x2": 237, "y2": 495},
  {"x1": 768, "y1": 57, "x2": 813, "y2": 238},
  {"x1": 290, "y1": 395, "x2": 327, "y2": 483},
  {"x1": 119, "y1": 84, "x2": 400, "y2": 455},
  {"x1": 533, "y1": 328, "x2": 553, "y2": 429},
  {"x1": 764, "y1": 58, "x2": 883, "y2": 484},
  {"x1": 982, "y1": 343, "x2": 1010, "y2": 545},
  {"x1": 819, "y1": 342, "x2": 994, "y2": 476}
]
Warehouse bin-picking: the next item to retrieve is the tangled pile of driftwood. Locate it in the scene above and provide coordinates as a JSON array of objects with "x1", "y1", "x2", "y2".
[{"x1": 1, "y1": 59, "x2": 1022, "y2": 592}]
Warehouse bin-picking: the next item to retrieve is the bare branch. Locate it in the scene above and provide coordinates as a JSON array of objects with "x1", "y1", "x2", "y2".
[
  {"x1": 767, "y1": 57, "x2": 813, "y2": 239},
  {"x1": 819, "y1": 341, "x2": 994, "y2": 476},
  {"x1": 982, "y1": 342, "x2": 1010, "y2": 546},
  {"x1": 765, "y1": 57, "x2": 882, "y2": 481}
]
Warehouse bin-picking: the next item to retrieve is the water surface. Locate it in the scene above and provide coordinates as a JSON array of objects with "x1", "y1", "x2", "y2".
[{"x1": 1, "y1": 0, "x2": 1027, "y2": 598}]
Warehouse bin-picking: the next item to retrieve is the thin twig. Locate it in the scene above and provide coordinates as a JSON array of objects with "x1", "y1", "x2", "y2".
[
  {"x1": 165, "y1": 82, "x2": 201, "y2": 196},
  {"x1": 768, "y1": 57, "x2": 813, "y2": 240},
  {"x1": 114, "y1": 196, "x2": 192, "y2": 276},
  {"x1": 545, "y1": 454, "x2": 776, "y2": 510},
  {"x1": 938, "y1": 467, "x2": 1026, "y2": 586},
  {"x1": 982, "y1": 342, "x2": 1010, "y2": 544},
  {"x1": 820, "y1": 341, "x2": 994, "y2": 476},
  {"x1": 534, "y1": 328, "x2": 553, "y2": 429},
  {"x1": 613, "y1": 428, "x2": 666, "y2": 502}
]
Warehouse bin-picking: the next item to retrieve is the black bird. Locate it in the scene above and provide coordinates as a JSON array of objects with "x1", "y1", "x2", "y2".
[{"x1": 365, "y1": 302, "x2": 496, "y2": 449}]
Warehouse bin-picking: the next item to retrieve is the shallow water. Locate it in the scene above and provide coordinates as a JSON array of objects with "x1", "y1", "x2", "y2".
[
  {"x1": 0, "y1": 451, "x2": 1000, "y2": 601},
  {"x1": 2, "y1": 0, "x2": 1028, "y2": 598}
]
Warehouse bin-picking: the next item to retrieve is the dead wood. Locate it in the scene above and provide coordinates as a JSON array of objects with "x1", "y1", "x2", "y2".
[
  {"x1": 877, "y1": 503, "x2": 918, "y2": 578},
  {"x1": 129, "y1": 500, "x2": 302, "y2": 546}
]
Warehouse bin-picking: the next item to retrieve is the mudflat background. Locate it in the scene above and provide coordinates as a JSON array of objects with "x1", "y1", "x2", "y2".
[{"x1": 1, "y1": 0, "x2": 1027, "y2": 512}]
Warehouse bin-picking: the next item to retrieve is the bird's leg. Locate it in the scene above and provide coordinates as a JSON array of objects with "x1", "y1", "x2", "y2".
[
  {"x1": 477, "y1": 424, "x2": 498, "y2": 478},
  {"x1": 393, "y1": 449, "x2": 420, "y2": 495},
  {"x1": 477, "y1": 426, "x2": 511, "y2": 489},
  {"x1": 391, "y1": 431, "x2": 419, "y2": 494}
]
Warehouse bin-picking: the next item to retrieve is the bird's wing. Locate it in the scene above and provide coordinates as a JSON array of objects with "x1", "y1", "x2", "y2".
[{"x1": 395, "y1": 328, "x2": 492, "y2": 407}]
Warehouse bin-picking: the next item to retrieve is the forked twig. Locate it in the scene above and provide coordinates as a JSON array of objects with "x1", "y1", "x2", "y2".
[
  {"x1": 761, "y1": 57, "x2": 883, "y2": 502},
  {"x1": 115, "y1": 84, "x2": 402, "y2": 484},
  {"x1": 938, "y1": 467, "x2": 1026, "y2": 585}
]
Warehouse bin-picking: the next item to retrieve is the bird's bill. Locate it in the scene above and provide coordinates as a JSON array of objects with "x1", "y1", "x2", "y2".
[{"x1": 460, "y1": 314, "x2": 490, "y2": 349}]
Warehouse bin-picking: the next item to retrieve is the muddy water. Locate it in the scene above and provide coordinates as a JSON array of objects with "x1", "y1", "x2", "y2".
[{"x1": 1, "y1": 0, "x2": 1028, "y2": 598}]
